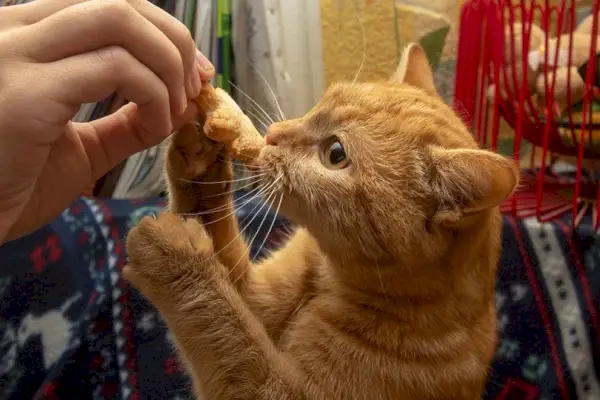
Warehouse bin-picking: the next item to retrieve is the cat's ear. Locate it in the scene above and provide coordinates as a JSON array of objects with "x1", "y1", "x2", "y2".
[
  {"x1": 429, "y1": 147, "x2": 519, "y2": 227},
  {"x1": 391, "y1": 43, "x2": 438, "y2": 97}
]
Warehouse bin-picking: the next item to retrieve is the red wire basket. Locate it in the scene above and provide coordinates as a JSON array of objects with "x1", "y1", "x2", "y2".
[{"x1": 454, "y1": 0, "x2": 600, "y2": 228}]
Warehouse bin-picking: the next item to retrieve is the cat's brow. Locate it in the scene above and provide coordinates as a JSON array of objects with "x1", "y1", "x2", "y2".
[{"x1": 305, "y1": 111, "x2": 333, "y2": 133}]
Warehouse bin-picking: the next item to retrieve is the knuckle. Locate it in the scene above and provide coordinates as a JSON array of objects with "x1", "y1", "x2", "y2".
[
  {"x1": 94, "y1": 46, "x2": 131, "y2": 71},
  {"x1": 168, "y1": 21, "x2": 195, "y2": 70},
  {"x1": 171, "y1": 17, "x2": 193, "y2": 48},
  {"x1": 161, "y1": 45, "x2": 184, "y2": 82},
  {"x1": 187, "y1": 220, "x2": 204, "y2": 234},
  {"x1": 122, "y1": 266, "x2": 137, "y2": 282},
  {"x1": 0, "y1": 66, "x2": 19, "y2": 102},
  {"x1": 128, "y1": 223, "x2": 139, "y2": 233},
  {"x1": 125, "y1": 0, "x2": 144, "y2": 9},
  {"x1": 158, "y1": 212, "x2": 178, "y2": 226},
  {"x1": 99, "y1": 0, "x2": 134, "y2": 22},
  {"x1": 197, "y1": 238, "x2": 213, "y2": 256},
  {"x1": 156, "y1": 80, "x2": 171, "y2": 101},
  {"x1": 138, "y1": 215, "x2": 156, "y2": 230},
  {"x1": 0, "y1": 34, "x2": 13, "y2": 60},
  {"x1": 181, "y1": 23, "x2": 194, "y2": 54},
  {"x1": 125, "y1": 233, "x2": 140, "y2": 252}
]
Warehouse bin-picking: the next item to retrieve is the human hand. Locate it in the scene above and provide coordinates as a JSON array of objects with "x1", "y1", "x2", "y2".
[{"x1": 0, "y1": 0, "x2": 215, "y2": 243}]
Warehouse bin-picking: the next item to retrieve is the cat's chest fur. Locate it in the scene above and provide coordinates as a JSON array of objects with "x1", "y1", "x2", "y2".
[
  {"x1": 266, "y1": 248, "x2": 492, "y2": 400},
  {"x1": 273, "y1": 296, "x2": 395, "y2": 398}
]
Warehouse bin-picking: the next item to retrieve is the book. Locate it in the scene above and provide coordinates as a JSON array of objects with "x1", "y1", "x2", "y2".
[
  {"x1": 217, "y1": 0, "x2": 232, "y2": 93},
  {"x1": 110, "y1": 145, "x2": 166, "y2": 199},
  {"x1": 194, "y1": 0, "x2": 213, "y2": 55},
  {"x1": 184, "y1": 0, "x2": 197, "y2": 32},
  {"x1": 174, "y1": 0, "x2": 186, "y2": 22},
  {"x1": 211, "y1": 0, "x2": 220, "y2": 87}
]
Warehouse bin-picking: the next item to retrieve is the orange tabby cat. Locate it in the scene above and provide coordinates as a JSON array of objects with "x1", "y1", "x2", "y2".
[{"x1": 124, "y1": 44, "x2": 518, "y2": 399}]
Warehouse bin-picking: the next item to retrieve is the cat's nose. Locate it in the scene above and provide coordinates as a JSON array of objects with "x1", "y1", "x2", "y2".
[
  {"x1": 265, "y1": 127, "x2": 284, "y2": 146},
  {"x1": 266, "y1": 120, "x2": 299, "y2": 146},
  {"x1": 265, "y1": 133, "x2": 278, "y2": 146}
]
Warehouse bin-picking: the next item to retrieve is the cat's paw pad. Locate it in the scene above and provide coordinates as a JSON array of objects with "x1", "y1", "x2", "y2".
[
  {"x1": 124, "y1": 212, "x2": 214, "y2": 289},
  {"x1": 168, "y1": 122, "x2": 224, "y2": 180}
]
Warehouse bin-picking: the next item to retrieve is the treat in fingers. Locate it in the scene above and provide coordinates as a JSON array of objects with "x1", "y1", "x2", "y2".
[{"x1": 195, "y1": 83, "x2": 265, "y2": 165}]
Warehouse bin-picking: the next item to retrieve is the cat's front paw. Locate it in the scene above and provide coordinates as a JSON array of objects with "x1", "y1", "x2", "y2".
[
  {"x1": 166, "y1": 121, "x2": 236, "y2": 208},
  {"x1": 124, "y1": 212, "x2": 215, "y2": 293},
  {"x1": 167, "y1": 121, "x2": 230, "y2": 182}
]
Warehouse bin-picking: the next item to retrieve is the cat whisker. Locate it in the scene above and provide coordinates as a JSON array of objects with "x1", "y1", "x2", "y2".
[
  {"x1": 242, "y1": 97, "x2": 276, "y2": 126},
  {"x1": 231, "y1": 151, "x2": 270, "y2": 167},
  {"x1": 243, "y1": 100, "x2": 275, "y2": 127},
  {"x1": 248, "y1": 62, "x2": 286, "y2": 121},
  {"x1": 201, "y1": 197, "x2": 255, "y2": 227},
  {"x1": 232, "y1": 160, "x2": 275, "y2": 173},
  {"x1": 229, "y1": 81, "x2": 275, "y2": 125},
  {"x1": 178, "y1": 173, "x2": 265, "y2": 185},
  {"x1": 251, "y1": 192, "x2": 283, "y2": 263},
  {"x1": 215, "y1": 203, "x2": 275, "y2": 286},
  {"x1": 205, "y1": 175, "x2": 283, "y2": 267},
  {"x1": 269, "y1": 112, "x2": 281, "y2": 123},
  {"x1": 178, "y1": 183, "x2": 265, "y2": 217},
  {"x1": 242, "y1": 107, "x2": 271, "y2": 132},
  {"x1": 198, "y1": 176, "x2": 262, "y2": 199},
  {"x1": 351, "y1": 0, "x2": 366, "y2": 84},
  {"x1": 226, "y1": 189, "x2": 279, "y2": 286},
  {"x1": 230, "y1": 192, "x2": 277, "y2": 285},
  {"x1": 200, "y1": 185, "x2": 272, "y2": 227}
]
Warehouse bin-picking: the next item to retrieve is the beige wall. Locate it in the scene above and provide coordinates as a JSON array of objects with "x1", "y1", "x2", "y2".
[
  {"x1": 320, "y1": 0, "x2": 399, "y2": 85},
  {"x1": 319, "y1": 0, "x2": 463, "y2": 101}
]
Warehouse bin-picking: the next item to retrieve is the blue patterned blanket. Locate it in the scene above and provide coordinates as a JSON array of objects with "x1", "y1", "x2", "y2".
[{"x1": 1, "y1": 195, "x2": 599, "y2": 400}]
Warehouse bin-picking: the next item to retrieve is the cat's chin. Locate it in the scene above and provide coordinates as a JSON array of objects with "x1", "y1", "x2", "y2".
[
  {"x1": 267, "y1": 192, "x2": 310, "y2": 230},
  {"x1": 266, "y1": 191, "x2": 296, "y2": 221}
]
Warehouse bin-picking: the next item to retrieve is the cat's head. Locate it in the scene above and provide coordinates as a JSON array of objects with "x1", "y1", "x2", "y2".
[{"x1": 257, "y1": 44, "x2": 518, "y2": 264}]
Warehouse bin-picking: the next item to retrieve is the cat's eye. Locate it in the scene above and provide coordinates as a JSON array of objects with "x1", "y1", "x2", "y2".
[{"x1": 320, "y1": 139, "x2": 350, "y2": 170}]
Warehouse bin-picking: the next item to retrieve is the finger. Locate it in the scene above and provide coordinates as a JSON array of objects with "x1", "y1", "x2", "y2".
[
  {"x1": 128, "y1": 3, "x2": 212, "y2": 97},
  {"x1": 10, "y1": 0, "x2": 86, "y2": 23},
  {"x1": 18, "y1": 0, "x2": 208, "y2": 100},
  {"x1": 75, "y1": 101, "x2": 199, "y2": 181},
  {"x1": 40, "y1": 46, "x2": 172, "y2": 141},
  {"x1": 0, "y1": 2, "x2": 30, "y2": 28},
  {"x1": 196, "y1": 50, "x2": 216, "y2": 82},
  {"x1": 20, "y1": 1, "x2": 188, "y2": 115}
]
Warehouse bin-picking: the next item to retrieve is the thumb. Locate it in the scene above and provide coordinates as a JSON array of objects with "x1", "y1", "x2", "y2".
[{"x1": 75, "y1": 101, "x2": 199, "y2": 180}]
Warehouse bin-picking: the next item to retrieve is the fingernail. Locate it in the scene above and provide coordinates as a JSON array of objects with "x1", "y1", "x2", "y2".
[
  {"x1": 191, "y1": 66, "x2": 202, "y2": 97},
  {"x1": 196, "y1": 49, "x2": 214, "y2": 71},
  {"x1": 180, "y1": 92, "x2": 188, "y2": 114}
]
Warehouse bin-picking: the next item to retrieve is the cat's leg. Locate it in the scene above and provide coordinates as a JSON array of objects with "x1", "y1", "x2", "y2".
[
  {"x1": 124, "y1": 213, "x2": 318, "y2": 400},
  {"x1": 164, "y1": 121, "x2": 252, "y2": 288},
  {"x1": 242, "y1": 229, "x2": 319, "y2": 341},
  {"x1": 167, "y1": 123, "x2": 318, "y2": 340}
]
